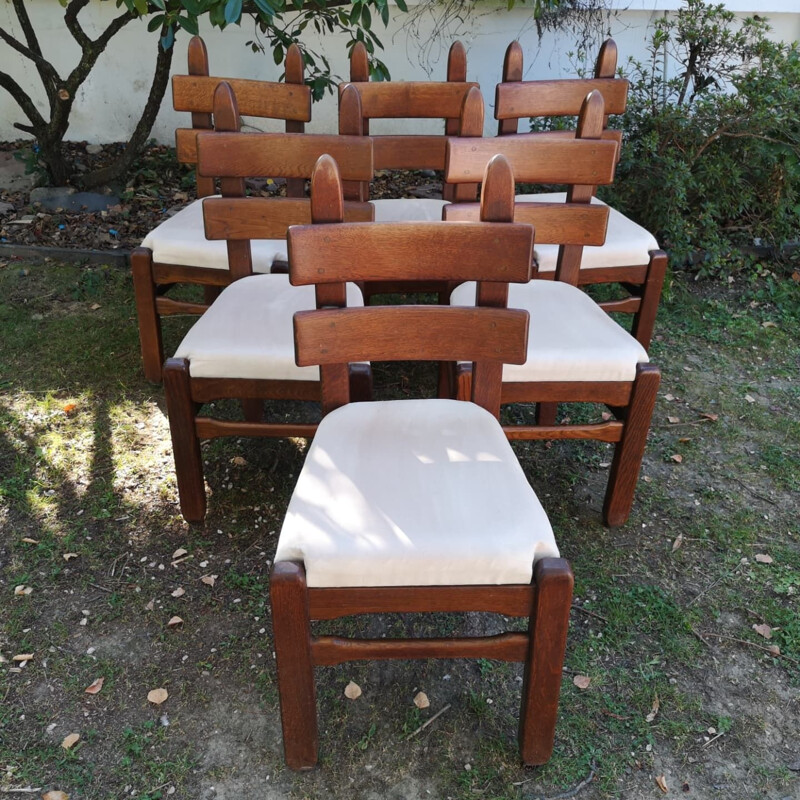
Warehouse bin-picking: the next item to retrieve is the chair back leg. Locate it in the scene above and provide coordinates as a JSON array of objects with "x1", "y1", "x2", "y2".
[
  {"x1": 603, "y1": 363, "x2": 660, "y2": 526},
  {"x1": 519, "y1": 558, "x2": 573, "y2": 764},
  {"x1": 271, "y1": 561, "x2": 319, "y2": 770},
  {"x1": 131, "y1": 248, "x2": 163, "y2": 383}
]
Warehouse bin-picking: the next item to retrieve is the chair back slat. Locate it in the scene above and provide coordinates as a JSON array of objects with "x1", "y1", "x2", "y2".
[
  {"x1": 203, "y1": 198, "x2": 373, "y2": 241},
  {"x1": 495, "y1": 78, "x2": 628, "y2": 119},
  {"x1": 288, "y1": 221, "x2": 533, "y2": 284},
  {"x1": 172, "y1": 75, "x2": 312, "y2": 120},
  {"x1": 196, "y1": 132, "x2": 374, "y2": 181},
  {"x1": 445, "y1": 136, "x2": 617, "y2": 185},
  {"x1": 294, "y1": 306, "x2": 528, "y2": 366},
  {"x1": 444, "y1": 201, "x2": 610, "y2": 246},
  {"x1": 340, "y1": 81, "x2": 479, "y2": 120},
  {"x1": 372, "y1": 136, "x2": 447, "y2": 171}
]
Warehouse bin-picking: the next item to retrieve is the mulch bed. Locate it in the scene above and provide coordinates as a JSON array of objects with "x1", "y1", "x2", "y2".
[{"x1": 0, "y1": 141, "x2": 441, "y2": 255}]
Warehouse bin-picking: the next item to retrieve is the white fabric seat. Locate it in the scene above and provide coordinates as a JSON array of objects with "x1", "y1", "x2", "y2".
[
  {"x1": 451, "y1": 280, "x2": 648, "y2": 383},
  {"x1": 515, "y1": 192, "x2": 659, "y2": 272},
  {"x1": 142, "y1": 197, "x2": 287, "y2": 273},
  {"x1": 173, "y1": 274, "x2": 364, "y2": 380},
  {"x1": 370, "y1": 198, "x2": 450, "y2": 222},
  {"x1": 275, "y1": 398, "x2": 557, "y2": 588}
]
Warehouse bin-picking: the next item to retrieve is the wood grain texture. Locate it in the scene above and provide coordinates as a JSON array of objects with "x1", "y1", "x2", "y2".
[
  {"x1": 603, "y1": 363, "x2": 660, "y2": 527},
  {"x1": 172, "y1": 74, "x2": 312, "y2": 119},
  {"x1": 308, "y1": 585, "x2": 534, "y2": 619},
  {"x1": 500, "y1": 380, "x2": 632, "y2": 405},
  {"x1": 195, "y1": 419, "x2": 319, "y2": 439},
  {"x1": 270, "y1": 562, "x2": 319, "y2": 771},
  {"x1": 595, "y1": 38, "x2": 618, "y2": 79},
  {"x1": 444, "y1": 201, "x2": 610, "y2": 246},
  {"x1": 201, "y1": 197, "x2": 373, "y2": 241},
  {"x1": 191, "y1": 377, "x2": 320, "y2": 403},
  {"x1": 372, "y1": 135, "x2": 447, "y2": 170},
  {"x1": 445, "y1": 136, "x2": 617, "y2": 185},
  {"x1": 344, "y1": 80, "x2": 479, "y2": 119},
  {"x1": 447, "y1": 40, "x2": 467, "y2": 82},
  {"x1": 131, "y1": 247, "x2": 163, "y2": 383},
  {"x1": 288, "y1": 222, "x2": 533, "y2": 284},
  {"x1": 294, "y1": 306, "x2": 529, "y2": 367},
  {"x1": 519, "y1": 558, "x2": 573, "y2": 765},
  {"x1": 349, "y1": 40, "x2": 370, "y2": 82},
  {"x1": 631, "y1": 249, "x2": 667, "y2": 351},
  {"x1": 502, "y1": 421, "x2": 623, "y2": 442},
  {"x1": 495, "y1": 77, "x2": 628, "y2": 119},
  {"x1": 196, "y1": 132, "x2": 373, "y2": 180},
  {"x1": 312, "y1": 634, "x2": 529, "y2": 666},
  {"x1": 285, "y1": 42, "x2": 304, "y2": 85},
  {"x1": 163, "y1": 359, "x2": 205, "y2": 522}
]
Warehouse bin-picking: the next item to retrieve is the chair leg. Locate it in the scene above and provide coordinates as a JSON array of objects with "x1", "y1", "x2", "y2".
[
  {"x1": 349, "y1": 363, "x2": 373, "y2": 403},
  {"x1": 163, "y1": 358, "x2": 206, "y2": 523},
  {"x1": 603, "y1": 363, "x2": 660, "y2": 527},
  {"x1": 270, "y1": 561, "x2": 319, "y2": 771},
  {"x1": 204, "y1": 285, "x2": 222, "y2": 306},
  {"x1": 519, "y1": 557, "x2": 573, "y2": 765},
  {"x1": 241, "y1": 398, "x2": 264, "y2": 423},
  {"x1": 455, "y1": 364, "x2": 472, "y2": 402},
  {"x1": 536, "y1": 402, "x2": 558, "y2": 426},
  {"x1": 631, "y1": 250, "x2": 667, "y2": 351},
  {"x1": 131, "y1": 247, "x2": 164, "y2": 383}
]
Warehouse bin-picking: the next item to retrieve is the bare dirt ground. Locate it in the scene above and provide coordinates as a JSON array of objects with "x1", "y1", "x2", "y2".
[{"x1": 1, "y1": 256, "x2": 799, "y2": 799}]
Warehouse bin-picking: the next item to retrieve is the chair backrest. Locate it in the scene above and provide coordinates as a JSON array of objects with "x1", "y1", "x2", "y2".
[
  {"x1": 173, "y1": 36, "x2": 312, "y2": 198},
  {"x1": 445, "y1": 90, "x2": 618, "y2": 285},
  {"x1": 288, "y1": 154, "x2": 534, "y2": 417},
  {"x1": 196, "y1": 82, "x2": 374, "y2": 281},
  {"x1": 338, "y1": 77, "x2": 483, "y2": 203},
  {"x1": 495, "y1": 39, "x2": 627, "y2": 169}
]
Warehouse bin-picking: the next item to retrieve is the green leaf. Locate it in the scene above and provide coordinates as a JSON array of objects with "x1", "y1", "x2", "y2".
[
  {"x1": 150, "y1": 0, "x2": 165, "y2": 9},
  {"x1": 253, "y1": 0, "x2": 276, "y2": 17},
  {"x1": 179, "y1": 14, "x2": 199, "y2": 35},
  {"x1": 394, "y1": 0, "x2": 407, "y2": 10},
  {"x1": 361, "y1": 4, "x2": 371, "y2": 30},
  {"x1": 272, "y1": 44, "x2": 284, "y2": 65},
  {"x1": 147, "y1": 13, "x2": 165, "y2": 31},
  {"x1": 160, "y1": 25, "x2": 175, "y2": 50},
  {"x1": 224, "y1": 0, "x2": 242, "y2": 25},
  {"x1": 132, "y1": 0, "x2": 148, "y2": 16}
]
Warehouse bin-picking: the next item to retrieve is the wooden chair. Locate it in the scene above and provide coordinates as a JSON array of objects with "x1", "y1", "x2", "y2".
[
  {"x1": 162, "y1": 83, "x2": 374, "y2": 523},
  {"x1": 496, "y1": 39, "x2": 667, "y2": 351},
  {"x1": 132, "y1": 36, "x2": 313, "y2": 382},
  {"x1": 271, "y1": 152, "x2": 573, "y2": 770},
  {"x1": 444, "y1": 90, "x2": 660, "y2": 527}
]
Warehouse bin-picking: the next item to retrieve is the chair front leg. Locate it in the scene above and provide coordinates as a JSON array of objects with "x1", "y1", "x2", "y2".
[
  {"x1": 536, "y1": 402, "x2": 558, "y2": 426},
  {"x1": 631, "y1": 250, "x2": 668, "y2": 352},
  {"x1": 163, "y1": 358, "x2": 206, "y2": 523},
  {"x1": 603, "y1": 362, "x2": 660, "y2": 527},
  {"x1": 131, "y1": 247, "x2": 164, "y2": 383},
  {"x1": 271, "y1": 561, "x2": 319, "y2": 770},
  {"x1": 519, "y1": 557, "x2": 573, "y2": 765}
]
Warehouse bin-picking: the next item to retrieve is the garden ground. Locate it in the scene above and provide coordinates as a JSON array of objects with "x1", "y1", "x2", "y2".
[{"x1": 0, "y1": 258, "x2": 799, "y2": 799}]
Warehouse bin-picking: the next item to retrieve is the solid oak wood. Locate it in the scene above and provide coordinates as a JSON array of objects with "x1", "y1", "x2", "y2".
[{"x1": 495, "y1": 78, "x2": 628, "y2": 119}]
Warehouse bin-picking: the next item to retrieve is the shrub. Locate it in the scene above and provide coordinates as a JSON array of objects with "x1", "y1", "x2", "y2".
[{"x1": 603, "y1": 0, "x2": 800, "y2": 273}]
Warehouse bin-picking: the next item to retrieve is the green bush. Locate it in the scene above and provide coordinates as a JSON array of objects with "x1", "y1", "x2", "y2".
[{"x1": 603, "y1": 0, "x2": 800, "y2": 273}]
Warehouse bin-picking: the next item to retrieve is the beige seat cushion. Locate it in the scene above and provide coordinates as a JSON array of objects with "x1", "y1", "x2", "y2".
[
  {"x1": 275, "y1": 399, "x2": 557, "y2": 588},
  {"x1": 451, "y1": 280, "x2": 648, "y2": 383},
  {"x1": 173, "y1": 274, "x2": 364, "y2": 380},
  {"x1": 370, "y1": 198, "x2": 450, "y2": 222},
  {"x1": 515, "y1": 192, "x2": 659, "y2": 272},
  {"x1": 141, "y1": 197, "x2": 286, "y2": 273}
]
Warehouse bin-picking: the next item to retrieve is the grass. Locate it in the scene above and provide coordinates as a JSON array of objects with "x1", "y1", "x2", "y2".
[{"x1": 0, "y1": 258, "x2": 799, "y2": 798}]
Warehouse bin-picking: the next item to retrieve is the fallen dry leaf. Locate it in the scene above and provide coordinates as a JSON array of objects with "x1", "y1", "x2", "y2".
[
  {"x1": 200, "y1": 575, "x2": 218, "y2": 587},
  {"x1": 646, "y1": 695, "x2": 660, "y2": 723},
  {"x1": 12, "y1": 653, "x2": 33, "y2": 662},
  {"x1": 61, "y1": 733, "x2": 80, "y2": 750},
  {"x1": 678, "y1": 437, "x2": 691, "y2": 443},
  {"x1": 700, "y1": 412, "x2": 719, "y2": 421},
  {"x1": 147, "y1": 687, "x2": 169, "y2": 705},
  {"x1": 63, "y1": 552, "x2": 79, "y2": 561},
  {"x1": 344, "y1": 681, "x2": 362, "y2": 700},
  {"x1": 14, "y1": 585, "x2": 33, "y2": 596},
  {"x1": 672, "y1": 534, "x2": 684, "y2": 552},
  {"x1": 21, "y1": 537, "x2": 39, "y2": 544},
  {"x1": 745, "y1": 394, "x2": 756, "y2": 404},
  {"x1": 655, "y1": 775, "x2": 668, "y2": 793},
  {"x1": 753, "y1": 623, "x2": 772, "y2": 640},
  {"x1": 43, "y1": 792, "x2": 69, "y2": 800},
  {"x1": 792, "y1": 270, "x2": 800, "y2": 283},
  {"x1": 89, "y1": 303, "x2": 101, "y2": 311},
  {"x1": 573, "y1": 675, "x2": 591, "y2": 690},
  {"x1": 231, "y1": 456, "x2": 247, "y2": 466},
  {"x1": 664, "y1": 393, "x2": 675, "y2": 401},
  {"x1": 167, "y1": 616, "x2": 183, "y2": 628},
  {"x1": 667, "y1": 416, "x2": 680, "y2": 424},
  {"x1": 767, "y1": 644, "x2": 781, "y2": 656},
  {"x1": 171, "y1": 547, "x2": 188, "y2": 560},
  {"x1": 144, "y1": 599, "x2": 155, "y2": 612},
  {"x1": 761, "y1": 321, "x2": 778, "y2": 329},
  {"x1": 84, "y1": 677, "x2": 104, "y2": 694},
  {"x1": 413, "y1": 691, "x2": 430, "y2": 709},
  {"x1": 670, "y1": 454, "x2": 683, "y2": 463},
  {"x1": 62, "y1": 402, "x2": 77, "y2": 414},
  {"x1": 601, "y1": 411, "x2": 613, "y2": 421},
  {"x1": 171, "y1": 587, "x2": 185, "y2": 598},
  {"x1": 755, "y1": 553, "x2": 773, "y2": 564}
]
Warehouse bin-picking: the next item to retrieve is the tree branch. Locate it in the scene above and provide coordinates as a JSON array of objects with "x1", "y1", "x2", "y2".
[
  {"x1": 94, "y1": 8, "x2": 136, "y2": 51},
  {"x1": 0, "y1": 26, "x2": 61, "y2": 102},
  {"x1": 0, "y1": 69, "x2": 46, "y2": 131},
  {"x1": 63, "y1": 0, "x2": 92, "y2": 50}
]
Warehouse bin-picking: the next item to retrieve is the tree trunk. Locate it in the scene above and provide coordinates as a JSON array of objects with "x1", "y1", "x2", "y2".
[
  {"x1": 78, "y1": 33, "x2": 174, "y2": 189},
  {"x1": 37, "y1": 135, "x2": 71, "y2": 185}
]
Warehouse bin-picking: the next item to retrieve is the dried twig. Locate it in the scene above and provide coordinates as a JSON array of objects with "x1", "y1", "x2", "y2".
[
  {"x1": 88, "y1": 583, "x2": 113, "y2": 593},
  {"x1": 0, "y1": 789, "x2": 43, "y2": 794},
  {"x1": 571, "y1": 604, "x2": 608, "y2": 623},
  {"x1": 702, "y1": 730, "x2": 726, "y2": 748},
  {"x1": 514, "y1": 761, "x2": 597, "y2": 798},
  {"x1": 405, "y1": 703, "x2": 451, "y2": 740},
  {"x1": 699, "y1": 632, "x2": 799, "y2": 664}
]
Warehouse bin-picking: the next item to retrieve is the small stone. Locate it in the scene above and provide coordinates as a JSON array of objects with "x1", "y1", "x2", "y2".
[{"x1": 86, "y1": 144, "x2": 104, "y2": 155}]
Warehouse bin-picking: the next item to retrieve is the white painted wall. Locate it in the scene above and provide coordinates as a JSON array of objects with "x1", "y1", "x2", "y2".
[{"x1": 0, "y1": 0, "x2": 797, "y2": 143}]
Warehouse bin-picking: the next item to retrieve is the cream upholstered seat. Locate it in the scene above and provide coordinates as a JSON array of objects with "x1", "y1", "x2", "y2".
[
  {"x1": 173, "y1": 274, "x2": 363, "y2": 380},
  {"x1": 515, "y1": 193, "x2": 659, "y2": 272},
  {"x1": 141, "y1": 198, "x2": 287, "y2": 274},
  {"x1": 369, "y1": 198, "x2": 450, "y2": 222},
  {"x1": 451, "y1": 279, "x2": 648, "y2": 383},
  {"x1": 275, "y1": 398, "x2": 557, "y2": 588}
]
